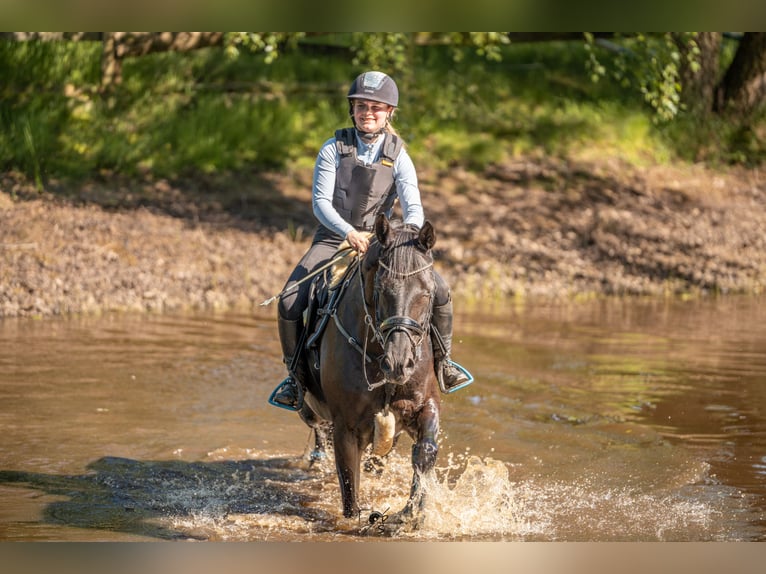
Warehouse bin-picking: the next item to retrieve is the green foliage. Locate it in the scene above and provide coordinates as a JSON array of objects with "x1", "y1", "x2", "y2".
[
  {"x1": 350, "y1": 33, "x2": 411, "y2": 74},
  {"x1": 584, "y1": 33, "x2": 701, "y2": 122},
  {"x1": 444, "y1": 32, "x2": 511, "y2": 63},
  {"x1": 0, "y1": 39, "x2": 101, "y2": 184},
  {"x1": 224, "y1": 33, "x2": 305, "y2": 63},
  {"x1": 347, "y1": 33, "x2": 512, "y2": 77},
  {"x1": 659, "y1": 107, "x2": 766, "y2": 166},
  {"x1": 403, "y1": 40, "x2": 668, "y2": 168},
  {"x1": 0, "y1": 33, "x2": 763, "y2": 187},
  {"x1": 0, "y1": 39, "x2": 346, "y2": 180}
]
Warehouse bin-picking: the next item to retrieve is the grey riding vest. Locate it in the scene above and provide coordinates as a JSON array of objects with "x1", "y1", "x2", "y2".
[{"x1": 328, "y1": 127, "x2": 404, "y2": 233}]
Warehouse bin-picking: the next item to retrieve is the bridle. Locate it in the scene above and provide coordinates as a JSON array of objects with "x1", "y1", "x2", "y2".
[
  {"x1": 373, "y1": 258, "x2": 434, "y2": 349},
  {"x1": 329, "y1": 233, "x2": 435, "y2": 390},
  {"x1": 357, "y1": 245, "x2": 434, "y2": 389}
]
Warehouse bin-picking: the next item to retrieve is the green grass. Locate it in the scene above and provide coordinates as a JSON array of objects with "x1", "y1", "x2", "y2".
[{"x1": 1, "y1": 37, "x2": 762, "y2": 186}]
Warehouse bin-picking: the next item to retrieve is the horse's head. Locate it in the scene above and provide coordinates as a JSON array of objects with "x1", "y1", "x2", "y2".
[{"x1": 364, "y1": 214, "x2": 436, "y2": 386}]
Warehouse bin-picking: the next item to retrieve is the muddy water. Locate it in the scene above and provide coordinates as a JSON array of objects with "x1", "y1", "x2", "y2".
[{"x1": 1, "y1": 297, "x2": 765, "y2": 541}]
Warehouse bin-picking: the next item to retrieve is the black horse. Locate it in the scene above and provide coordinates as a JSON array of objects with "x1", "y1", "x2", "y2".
[{"x1": 298, "y1": 214, "x2": 441, "y2": 528}]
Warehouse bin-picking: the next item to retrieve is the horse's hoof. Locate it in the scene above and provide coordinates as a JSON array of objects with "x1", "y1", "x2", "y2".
[
  {"x1": 309, "y1": 449, "x2": 326, "y2": 461},
  {"x1": 306, "y1": 450, "x2": 328, "y2": 471}
]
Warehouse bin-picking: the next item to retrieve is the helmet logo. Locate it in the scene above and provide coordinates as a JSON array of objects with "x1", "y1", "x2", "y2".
[{"x1": 361, "y1": 71, "x2": 387, "y2": 91}]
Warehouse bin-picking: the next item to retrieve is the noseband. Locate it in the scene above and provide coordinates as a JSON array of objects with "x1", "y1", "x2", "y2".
[{"x1": 378, "y1": 315, "x2": 428, "y2": 345}]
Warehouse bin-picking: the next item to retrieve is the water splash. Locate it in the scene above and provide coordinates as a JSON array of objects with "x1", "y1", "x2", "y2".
[
  {"x1": 418, "y1": 455, "x2": 529, "y2": 539},
  {"x1": 75, "y1": 446, "x2": 745, "y2": 541}
]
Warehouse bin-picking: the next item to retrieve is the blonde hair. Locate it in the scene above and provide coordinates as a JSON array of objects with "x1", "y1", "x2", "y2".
[{"x1": 384, "y1": 110, "x2": 405, "y2": 147}]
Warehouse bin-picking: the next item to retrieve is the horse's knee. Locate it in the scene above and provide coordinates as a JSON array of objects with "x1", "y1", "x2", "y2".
[{"x1": 412, "y1": 438, "x2": 438, "y2": 473}]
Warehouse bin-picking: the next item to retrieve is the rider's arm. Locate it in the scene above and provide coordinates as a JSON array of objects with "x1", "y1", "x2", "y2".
[
  {"x1": 312, "y1": 138, "x2": 355, "y2": 238},
  {"x1": 393, "y1": 148, "x2": 425, "y2": 228}
]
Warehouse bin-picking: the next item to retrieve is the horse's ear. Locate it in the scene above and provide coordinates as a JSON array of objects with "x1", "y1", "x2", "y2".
[
  {"x1": 375, "y1": 213, "x2": 390, "y2": 245},
  {"x1": 418, "y1": 221, "x2": 436, "y2": 251}
]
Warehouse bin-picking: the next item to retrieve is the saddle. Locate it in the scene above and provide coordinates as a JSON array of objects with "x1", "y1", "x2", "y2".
[{"x1": 301, "y1": 245, "x2": 362, "y2": 380}]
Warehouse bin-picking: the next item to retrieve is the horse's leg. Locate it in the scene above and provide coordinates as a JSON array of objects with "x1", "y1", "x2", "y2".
[
  {"x1": 412, "y1": 398, "x2": 440, "y2": 474},
  {"x1": 398, "y1": 397, "x2": 440, "y2": 528},
  {"x1": 299, "y1": 405, "x2": 331, "y2": 468},
  {"x1": 306, "y1": 424, "x2": 333, "y2": 468},
  {"x1": 332, "y1": 423, "x2": 362, "y2": 518}
]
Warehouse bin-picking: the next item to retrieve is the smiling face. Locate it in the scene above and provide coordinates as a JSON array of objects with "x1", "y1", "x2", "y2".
[{"x1": 352, "y1": 98, "x2": 393, "y2": 134}]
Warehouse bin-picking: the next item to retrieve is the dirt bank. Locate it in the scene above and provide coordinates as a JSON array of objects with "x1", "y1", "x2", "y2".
[{"x1": 2, "y1": 156, "x2": 765, "y2": 318}]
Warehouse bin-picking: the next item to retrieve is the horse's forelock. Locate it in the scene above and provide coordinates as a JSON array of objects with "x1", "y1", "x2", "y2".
[{"x1": 379, "y1": 223, "x2": 432, "y2": 277}]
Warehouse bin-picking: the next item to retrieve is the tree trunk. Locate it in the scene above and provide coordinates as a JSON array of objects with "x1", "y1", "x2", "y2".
[
  {"x1": 714, "y1": 32, "x2": 766, "y2": 115},
  {"x1": 109, "y1": 32, "x2": 224, "y2": 59},
  {"x1": 100, "y1": 32, "x2": 225, "y2": 88},
  {"x1": 675, "y1": 33, "x2": 721, "y2": 114},
  {"x1": 100, "y1": 33, "x2": 121, "y2": 88}
]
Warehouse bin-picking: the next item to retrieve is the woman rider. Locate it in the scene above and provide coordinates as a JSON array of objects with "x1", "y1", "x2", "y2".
[{"x1": 270, "y1": 70, "x2": 469, "y2": 411}]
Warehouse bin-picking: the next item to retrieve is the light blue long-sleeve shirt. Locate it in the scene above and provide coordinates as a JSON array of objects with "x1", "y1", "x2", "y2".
[{"x1": 312, "y1": 132, "x2": 425, "y2": 238}]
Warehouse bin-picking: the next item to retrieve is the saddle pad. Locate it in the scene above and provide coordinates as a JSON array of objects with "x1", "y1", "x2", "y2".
[{"x1": 329, "y1": 232, "x2": 372, "y2": 289}]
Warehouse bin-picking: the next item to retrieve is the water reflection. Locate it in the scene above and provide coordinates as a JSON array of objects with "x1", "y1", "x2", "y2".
[
  {"x1": 453, "y1": 296, "x2": 766, "y2": 540},
  {"x1": 1, "y1": 297, "x2": 765, "y2": 540}
]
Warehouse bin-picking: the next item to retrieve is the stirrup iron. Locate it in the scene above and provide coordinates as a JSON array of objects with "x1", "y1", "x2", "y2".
[
  {"x1": 439, "y1": 360, "x2": 474, "y2": 394},
  {"x1": 268, "y1": 377, "x2": 304, "y2": 411}
]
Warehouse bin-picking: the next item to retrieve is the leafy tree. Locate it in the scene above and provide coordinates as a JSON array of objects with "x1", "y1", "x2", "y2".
[{"x1": 584, "y1": 32, "x2": 766, "y2": 120}]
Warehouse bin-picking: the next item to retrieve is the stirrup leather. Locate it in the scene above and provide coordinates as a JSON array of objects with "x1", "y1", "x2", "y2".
[{"x1": 268, "y1": 376, "x2": 304, "y2": 411}]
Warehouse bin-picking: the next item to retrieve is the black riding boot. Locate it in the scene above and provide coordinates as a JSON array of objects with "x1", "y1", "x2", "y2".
[
  {"x1": 269, "y1": 317, "x2": 305, "y2": 411},
  {"x1": 431, "y1": 300, "x2": 471, "y2": 393}
]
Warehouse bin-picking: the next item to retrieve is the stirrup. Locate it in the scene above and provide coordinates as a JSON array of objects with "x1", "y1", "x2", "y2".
[
  {"x1": 268, "y1": 376, "x2": 304, "y2": 411},
  {"x1": 438, "y1": 360, "x2": 474, "y2": 394}
]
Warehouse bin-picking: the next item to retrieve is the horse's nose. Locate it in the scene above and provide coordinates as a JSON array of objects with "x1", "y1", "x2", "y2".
[
  {"x1": 381, "y1": 351, "x2": 415, "y2": 384},
  {"x1": 380, "y1": 356, "x2": 394, "y2": 376}
]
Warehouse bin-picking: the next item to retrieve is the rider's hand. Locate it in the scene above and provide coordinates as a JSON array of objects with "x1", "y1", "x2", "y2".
[{"x1": 345, "y1": 230, "x2": 370, "y2": 254}]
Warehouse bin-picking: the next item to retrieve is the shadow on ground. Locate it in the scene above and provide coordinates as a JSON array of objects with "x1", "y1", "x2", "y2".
[
  {"x1": 0, "y1": 454, "x2": 333, "y2": 540},
  {"x1": 3, "y1": 169, "x2": 317, "y2": 236}
]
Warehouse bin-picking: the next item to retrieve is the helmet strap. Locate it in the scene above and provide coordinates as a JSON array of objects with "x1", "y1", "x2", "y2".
[{"x1": 358, "y1": 128, "x2": 383, "y2": 142}]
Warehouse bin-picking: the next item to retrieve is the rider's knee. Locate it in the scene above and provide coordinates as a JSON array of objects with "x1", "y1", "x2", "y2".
[
  {"x1": 278, "y1": 292, "x2": 305, "y2": 321},
  {"x1": 433, "y1": 272, "x2": 451, "y2": 307}
]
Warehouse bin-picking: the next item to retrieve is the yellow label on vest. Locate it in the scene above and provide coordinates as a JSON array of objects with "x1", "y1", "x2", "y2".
[{"x1": 381, "y1": 159, "x2": 394, "y2": 167}]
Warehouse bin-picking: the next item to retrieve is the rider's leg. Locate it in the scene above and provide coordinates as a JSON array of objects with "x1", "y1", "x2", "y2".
[
  {"x1": 430, "y1": 273, "x2": 470, "y2": 393},
  {"x1": 270, "y1": 236, "x2": 339, "y2": 410},
  {"x1": 269, "y1": 315, "x2": 306, "y2": 410}
]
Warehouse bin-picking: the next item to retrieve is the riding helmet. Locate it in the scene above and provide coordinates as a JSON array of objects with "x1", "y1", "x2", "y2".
[{"x1": 347, "y1": 71, "x2": 399, "y2": 108}]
